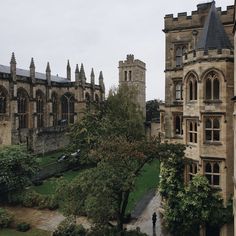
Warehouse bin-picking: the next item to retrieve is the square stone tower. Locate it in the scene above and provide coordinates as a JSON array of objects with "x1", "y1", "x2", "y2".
[{"x1": 118, "y1": 54, "x2": 146, "y2": 117}]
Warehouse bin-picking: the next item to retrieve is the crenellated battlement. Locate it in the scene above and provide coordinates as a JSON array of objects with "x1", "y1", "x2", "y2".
[
  {"x1": 119, "y1": 54, "x2": 146, "y2": 69},
  {"x1": 164, "y1": 3, "x2": 234, "y2": 32},
  {"x1": 183, "y1": 48, "x2": 234, "y2": 65}
]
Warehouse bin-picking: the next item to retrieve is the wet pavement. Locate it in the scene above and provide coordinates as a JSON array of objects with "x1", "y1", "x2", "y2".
[
  {"x1": 5, "y1": 191, "x2": 170, "y2": 236},
  {"x1": 127, "y1": 191, "x2": 170, "y2": 236}
]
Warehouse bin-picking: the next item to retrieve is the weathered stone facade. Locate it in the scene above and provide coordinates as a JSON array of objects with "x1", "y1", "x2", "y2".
[
  {"x1": 164, "y1": 2, "x2": 234, "y2": 235},
  {"x1": 119, "y1": 54, "x2": 146, "y2": 117},
  {"x1": 0, "y1": 54, "x2": 105, "y2": 153}
]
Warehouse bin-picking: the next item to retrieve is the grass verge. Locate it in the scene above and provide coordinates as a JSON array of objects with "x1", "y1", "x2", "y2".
[
  {"x1": 0, "y1": 228, "x2": 50, "y2": 236},
  {"x1": 126, "y1": 159, "x2": 160, "y2": 213}
]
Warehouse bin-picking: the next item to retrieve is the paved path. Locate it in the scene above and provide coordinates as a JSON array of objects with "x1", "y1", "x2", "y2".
[
  {"x1": 127, "y1": 192, "x2": 170, "y2": 236},
  {"x1": 5, "y1": 192, "x2": 170, "y2": 236}
]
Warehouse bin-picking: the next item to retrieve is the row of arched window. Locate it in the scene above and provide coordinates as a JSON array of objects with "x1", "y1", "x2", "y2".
[
  {"x1": 174, "y1": 115, "x2": 221, "y2": 143},
  {"x1": 174, "y1": 71, "x2": 221, "y2": 101},
  {"x1": 187, "y1": 161, "x2": 220, "y2": 186},
  {"x1": 0, "y1": 86, "x2": 99, "y2": 129}
]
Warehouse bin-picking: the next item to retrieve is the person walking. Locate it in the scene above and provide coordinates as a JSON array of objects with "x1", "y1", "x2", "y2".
[{"x1": 152, "y1": 212, "x2": 157, "y2": 227}]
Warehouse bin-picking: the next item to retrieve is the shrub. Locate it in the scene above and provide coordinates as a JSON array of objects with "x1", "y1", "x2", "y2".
[
  {"x1": 53, "y1": 217, "x2": 87, "y2": 236},
  {"x1": 8, "y1": 190, "x2": 58, "y2": 210},
  {"x1": 0, "y1": 208, "x2": 12, "y2": 228},
  {"x1": 16, "y1": 222, "x2": 30, "y2": 232}
]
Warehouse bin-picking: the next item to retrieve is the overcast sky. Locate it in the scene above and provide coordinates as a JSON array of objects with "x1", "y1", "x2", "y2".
[{"x1": 0, "y1": 0, "x2": 234, "y2": 100}]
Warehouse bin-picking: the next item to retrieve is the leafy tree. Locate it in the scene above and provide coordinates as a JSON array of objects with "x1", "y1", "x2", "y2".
[
  {"x1": 146, "y1": 99, "x2": 161, "y2": 123},
  {"x1": 57, "y1": 136, "x2": 160, "y2": 232},
  {"x1": 68, "y1": 85, "x2": 145, "y2": 164},
  {"x1": 159, "y1": 147, "x2": 233, "y2": 236},
  {"x1": 63, "y1": 85, "x2": 190, "y2": 234},
  {"x1": 0, "y1": 145, "x2": 37, "y2": 200}
]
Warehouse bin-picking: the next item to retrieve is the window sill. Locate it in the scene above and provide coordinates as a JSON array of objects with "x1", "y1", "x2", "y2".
[
  {"x1": 203, "y1": 141, "x2": 222, "y2": 146},
  {"x1": 203, "y1": 100, "x2": 222, "y2": 104},
  {"x1": 173, "y1": 100, "x2": 183, "y2": 104},
  {"x1": 187, "y1": 143, "x2": 197, "y2": 147},
  {"x1": 173, "y1": 135, "x2": 183, "y2": 139},
  {"x1": 186, "y1": 100, "x2": 197, "y2": 104}
]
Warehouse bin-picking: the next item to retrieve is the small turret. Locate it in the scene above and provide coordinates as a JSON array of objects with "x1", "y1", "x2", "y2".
[
  {"x1": 90, "y1": 68, "x2": 95, "y2": 85},
  {"x1": 10, "y1": 52, "x2": 17, "y2": 82},
  {"x1": 46, "y1": 62, "x2": 51, "y2": 86},
  {"x1": 75, "y1": 64, "x2": 79, "y2": 83},
  {"x1": 99, "y1": 71, "x2": 105, "y2": 93},
  {"x1": 30, "y1": 58, "x2": 35, "y2": 84},
  {"x1": 80, "y1": 63, "x2": 86, "y2": 87},
  {"x1": 67, "y1": 60, "x2": 71, "y2": 81}
]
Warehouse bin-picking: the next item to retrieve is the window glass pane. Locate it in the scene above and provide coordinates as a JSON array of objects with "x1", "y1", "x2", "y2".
[
  {"x1": 194, "y1": 80, "x2": 197, "y2": 100},
  {"x1": 205, "y1": 130, "x2": 212, "y2": 141},
  {"x1": 205, "y1": 174, "x2": 212, "y2": 184},
  {"x1": 213, "y1": 79, "x2": 219, "y2": 100},
  {"x1": 194, "y1": 164, "x2": 198, "y2": 174},
  {"x1": 213, "y1": 118, "x2": 220, "y2": 129},
  {"x1": 213, "y1": 130, "x2": 220, "y2": 141},
  {"x1": 206, "y1": 79, "x2": 212, "y2": 100},
  {"x1": 194, "y1": 122, "x2": 197, "y2": 131},
  {"x1": 189, "y1": 164, "x2": 193, "y2": 173},
  {"x1": 213, "y1": 163, "x2": 220, "y2": 173},
  {"x1": 205, "y1": 163, "x2": 212, "y2": 172},
  {"x1": 175, "y1": 116, "x2": 181, "y2": 135},
  {"x1": 189, "y1": 81, "x2": 193, "y2": 100},
  {"x1": 213, "y1": 175, "x2": 220, "y2": 186},
  {"x1": 205, "y1": 119, "x2": 212, "y2": 128},
  {"x1": 190, "y1": 133, "x2": 193, "y2": 142},
  {"x1": 194, "y1": 133, "x2": 197, "y2": 143},
  {"x1": 189, "y1": 122, "x2": 193, "y2": 131}
]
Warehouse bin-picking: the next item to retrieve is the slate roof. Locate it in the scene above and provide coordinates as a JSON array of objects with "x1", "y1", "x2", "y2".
[
  {"x1": 0, "y1": 64, "x2": 70, "y2": 83},
  {"x1": 196, "y1": 1, "x2": 233, "y2": 51}
]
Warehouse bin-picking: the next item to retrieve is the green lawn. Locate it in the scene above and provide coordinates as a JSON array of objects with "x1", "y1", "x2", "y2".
[
  {"x1": 35, "y1": 150, "x2": 65, "y2": 167},
  {"x1": 32, "y1": 159, "x2": 159, "y2": 213},
  {"x1": 32, "y1": 169, "x2": 86, "y2": 195},
  {"x1": 0, "y1": 228, "x2": 50, "y2": 236},
  {"x1": 126, "y1": 159, "x2": 160, "y2": 213}
]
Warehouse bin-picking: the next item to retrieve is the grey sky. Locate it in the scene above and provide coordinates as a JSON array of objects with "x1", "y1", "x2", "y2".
[{"x1": 0, "y1": 0, "x2": 233, "y2": 100}]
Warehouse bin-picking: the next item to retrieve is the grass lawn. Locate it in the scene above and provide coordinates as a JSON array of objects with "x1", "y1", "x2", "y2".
[
  {"x1": 35, "y1": 150, "x2": 65, "y2": 167},
  {"x1": 126, "y1": 159, "x2": 160, "y2": 213},
  {"x1": 0, "y1": 228, "x2": 50, "y2": 236},
  {"x1": 32, "y1": 159, "x2": 159, "y2": 213},
  {"x1": 32, "y1": 169, "x2": 86, "y2": 195}
]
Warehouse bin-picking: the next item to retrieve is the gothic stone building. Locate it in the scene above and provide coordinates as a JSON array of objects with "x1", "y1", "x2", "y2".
[
  {"x1": 164, "y1": 2, "x2": 234, "y2": 235},
  {"x1": 0, "y1": 53, "x2": 105, "y2": 153}
]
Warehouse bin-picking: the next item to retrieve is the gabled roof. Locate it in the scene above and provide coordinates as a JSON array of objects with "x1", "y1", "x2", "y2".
[
  {"x1": 196, "y1": 1, "x2": 233, "y2": 51},
  {"x1": 0, "y1": 64, "x2": 70, "y2": 83}
]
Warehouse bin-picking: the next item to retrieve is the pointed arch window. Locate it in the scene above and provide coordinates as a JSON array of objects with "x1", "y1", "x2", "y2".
[
  {"x1": 187, "y1": 162, "x2": 198, "y2": 182},
  {"x1": 205, "y1": 71, "x2": 220, "y2": 100},
  {"x1": 174, "y1": 114, "x2": 183, "y2": 136},
  {"x1": 0, "y1": 87, "x2": 7, "y2": 114},
  {"x1": 51, "y1": 92, "x2": 58, "y2": 126},
  {"x1": 204, "y1": 161, "x2": 220, "y2": 186},
  {"x1": 95, "y1": 94, "x2": 100, "y2": 103},
  {"x1": 85, "y1": 92, "x2": 91, "y2": 109},
  {"x1": 17, "y1": 89, "x2": 28, "y2": 128},
  {"x1": 187, "y1": 74, "x2": 197, "y2": 101},
  {"x1": 61, "y1": 93, "x2": 75, "y2": 124},
  {"x1": 36, "y1": 90, "x2": 44, "y2": 128}
]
